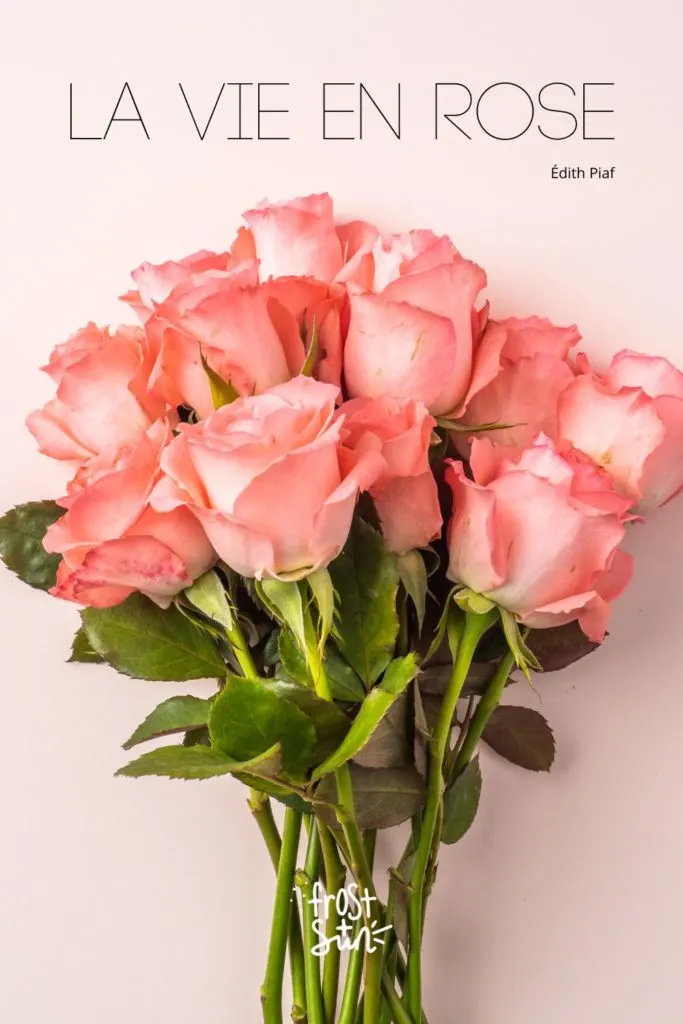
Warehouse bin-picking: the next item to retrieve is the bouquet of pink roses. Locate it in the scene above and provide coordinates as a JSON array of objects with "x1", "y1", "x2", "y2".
[{"x1": 3, "y1": 193, "x2": 682, "y2": 1023}]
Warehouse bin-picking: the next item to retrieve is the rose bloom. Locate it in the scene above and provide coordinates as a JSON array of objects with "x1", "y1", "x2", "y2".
[
  {"x1": 238, "y1": 193, "x2": 344, "y2": 282},
  {"x1": 26, "y1": 322, "x2": 165, "y2": 468},
  {"x1": 43, "y1": 421, "x2": 215, "y2": 608},
  {"x1": 342, "y1": 227, "x2": 487, "y2": 416},
  {"x1": 152, "y1": 376, "x2": 384, "y2": 579},
  {"x1": 456, "y1": 315, "x2": 580, "y2": 446},
  {"x1": 340, "y1": 397, "x2": 442, "y2": 554},
  {"x1": 126, "y1": 254, "x2": 344, "y2": 417},
  {"x1": 558, "y1": 350, "x2": 683, "y2": 510},
  {"x1": 120, "y1": 249, "x2": 239, "y2": 323},
  {"x1": 446, "y1": 435, "x2": 633, "y2": 641}
]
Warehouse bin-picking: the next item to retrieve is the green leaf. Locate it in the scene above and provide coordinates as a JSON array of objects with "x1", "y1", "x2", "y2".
[
  {"x1": 526, "y1": 621, "x2": 600, "y2": 672},
  {"x1": 278, "y1": 628, "x2": 365, "y2": 703},
  {"x1": 499, "y1": 609, "x2": 542, "y2": 678},
  {"x1": 116, "y1": 742, "x2": 280, "y2": 780},
  {"x1": 277, "y1": 626, "x2": 309, "y2": 685},
  {"x1": 200, "y1": 346, "x2": 239, "y2": 409},
  {"x1": 353, "y1": 693, "x2": 410, "y2": 770},
  {"x1": 68, "y1": 626, "x2": 103, "y2": 664},
  {"x1": 380, "y1": 653, "x2": 419, "y2": 695},
  {"x1": 436, "y1": 417, "x2": 520, "y2": 434},
  {"x1": 183, "y1": 570, "x2": 234, "y2": 631},
  {"x1": 442, "y1": 756, "x2": 482, "y2": 844},
  {"x1": 0, "y1": 500, "x2": 64, "y2": 590},
  {"x1": 324, "y1": 647, "x2": 366, "y2": 703},
  {"x1": 268, "y1": 679, "x2": 349, "y2": 765},
  {"x1": 258, "y1": 579, "x2": 307, "y2": 651},
  {"x1": 311, "y1": 655, "x2": 418, "y2": 780},
  {"x1": 209, "y1": 674, "x2": 317, "y2": 776},
  {"x1": 301, "y1": 317, "x2": 319, "y2": 376},
  {"x1": 122, "y1": 695, "x2": 212, "y2": 750},
  {"x1": 424, "y1": 585, "x2": 460, "y2": 662},
  {"x1": 483, "y1": 706, "x2": 556, "y2": 772},
  {"x1": 81, "y1": 594, "x2": 226, "y2": 681},
  {"x1": 307, "y1": 568, "x2": 336, "y2": 649},
  {"x1": 316, "y1": 764, "x2": 426, "y2": 830},
  {"x1": 397, "y1": 551, "x2": 428, "y2": 632},
  {"x1": 328, "y1": 519, "x2": 399, "y2": 687}
]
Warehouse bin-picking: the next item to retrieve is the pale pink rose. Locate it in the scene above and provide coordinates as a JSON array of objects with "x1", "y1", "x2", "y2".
[
  {"x1": 26, "y1": 323, "x2": 166, "y2": 466},
  {"x1": 43, "y1": 422, "x2": 215, "y2": 608},
  {"x1": 340, "y1": 397, "x2": 442, "y2": 553},
  {"x1": 121, "y1": 249, "x2": 242, "y2": 322},
  {"x1": 445, "y1": 435, "x2": 633, "y2": 641},
  {"x1": 152, "y1": 377, "x2": 384, "y2": 579},
  {"x1": 343, "y1": 231, "x2": 487, "y2": 416},
  {"x1": 144, "y1": 263, "x2": 307, "y2": 418},
  {"x1": 557, "y1": 350, "x2": 683, "y2": 509},
  {"x1": 456, "y1": 316, "x2": 580, "y2": 446},
  {"x1": 240, "y1": 193, "x2": 344, "y2": 282}
]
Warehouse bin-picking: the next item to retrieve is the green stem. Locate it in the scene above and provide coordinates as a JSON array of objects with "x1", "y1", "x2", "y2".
[
  {"x1": 318, "y1": 822, "x2": 346, "y2": 1023},
  {"x1": 338, "y1": 920, "x2": 364, "y2": 1024},
  {"x1": 248, "y1": 790, "x2": 307, "y2": 1018},
  {"x1": 224, "y1": 615, "x2": 259, "y2": 679},
  {"x1": 296, "y1": 826, "x2": 324, "y2": 1024},
  {"x1": 334, "y1": 768, "x2": 383, "y2": 1024},
  {"x1": 303, "y1": 610, "x2": 332, "y2": 700},
  {"x1": 379, "y1": 943, "x2": 399, "y2": 1024},
  {"x1": 337, "y1": 830, "x2": 377, "y2": 1024},
  {"x1": 404, "y1": 609, "x2": 496, "y2": 1020},
  {"x1": 227, "y1": 616, "x2": 307, "y2": 1020},
  {"x1": 451, "y1": 649, "x2": 516, "y2": 778},
  {"x1": 261, "y1": 808, "x2": 303, "y2": 1024},
  {"x1": 381, "y1": 969, "x2": 416, "y2": 1024}
]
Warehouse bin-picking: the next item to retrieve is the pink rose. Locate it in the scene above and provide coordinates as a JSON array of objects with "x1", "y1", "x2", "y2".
[
  {"x1": 557, "y1": 350, "x2": 683, "y2": 510},
  {"x1": 43, "y1": 422, "x2": 215, "y2": 608},
  {"x1": 343, "y1": 230, "x2": 487, "y2": 416},
  {"x1": 143, "y1": 263, "x2": 307, "y2": 418},
  {"x1": 239, "y1": 193, "x2": 344, "y2": 282},
  {"x1": 26, "y1": 323, "x2": 165, "y2": 466},
  {"x1": 152, "y1": 377, "x2": 383, "y2": 579},
  {"x1": 445, "y1": 435, "x2": 633, "y2": 641},
  {"x1": 341, "y1": 397, "x2": 442, "y2": 554},
  {"x1": 121, "y1": 249, "x2": 240, "y2": 323},
  {"x1": 457, "y1": 316, "x2": 580, "y2": 446}
]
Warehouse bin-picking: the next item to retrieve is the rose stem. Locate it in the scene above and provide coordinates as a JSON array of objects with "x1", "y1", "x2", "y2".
[
  {"x1": 405, "y1": 609, "x2": 497, "y2": 1020},
  {"x1": 261, "y1": 807, "x2": 303, "y2": 1024},
  {"x1": 296, "y1": 825, "x2": 325, "y2": 1024},
  {"x1": 317, "y1": 820, "x2": 346, "y2": 1021},
  {"x1": 248, "y1": 789, "x2": 308, "y2": 1018},
  {"x1": 450, "y1": 648, "x2": 516, "y2": 779},
  {"x1": 223, "y1": 615, "x2": 306, "y2": 1020}
]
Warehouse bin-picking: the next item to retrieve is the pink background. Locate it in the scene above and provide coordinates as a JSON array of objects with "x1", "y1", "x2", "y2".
[{"x1": 1, "y1": 0, "x2": 682, "y2": 1020}]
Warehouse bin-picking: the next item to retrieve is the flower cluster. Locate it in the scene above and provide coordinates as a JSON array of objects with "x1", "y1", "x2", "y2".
[{"x1": 26, "y1": 193, "x2": 683, "y2": 640}]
